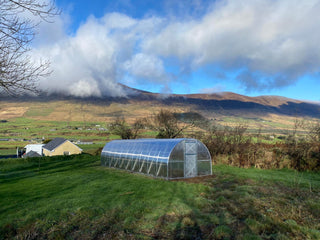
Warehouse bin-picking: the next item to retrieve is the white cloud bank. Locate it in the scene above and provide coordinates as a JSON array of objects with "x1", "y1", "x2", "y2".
[{"x1": 34, "y1": 0, "x2": 320, "y2": 97}]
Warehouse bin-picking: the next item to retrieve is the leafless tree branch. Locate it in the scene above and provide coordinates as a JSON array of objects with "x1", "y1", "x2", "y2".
[{"x1": 0, "y1": 0, "x2": 60, "y2": 95}]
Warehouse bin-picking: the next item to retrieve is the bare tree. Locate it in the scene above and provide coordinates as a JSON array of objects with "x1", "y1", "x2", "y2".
[
  {"x1": 108, "y1": 118, "x2": 145, "y2": 139},
  {"x1": 150, "y1": 109, "x2": 191, "y2": 138},
  {"x1": 0, "y1": 0, "x2": 59, "y2": 95},
  {"x1": 131, "y1": 118, "x2": 146, "y2": 139},
  {"x1": 308, "y1": 121, "x2": 320, "y2": 143}
]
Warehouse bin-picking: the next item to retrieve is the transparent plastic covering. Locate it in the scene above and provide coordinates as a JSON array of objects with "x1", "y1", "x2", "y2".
[{"x1": 101, "y1": 138, "x2": 212, "y2": 179}]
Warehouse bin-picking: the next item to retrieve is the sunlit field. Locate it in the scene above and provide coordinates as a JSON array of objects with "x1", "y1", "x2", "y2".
[{"x1": 1, "y1": 155, "x2": 319, "y2": 239}]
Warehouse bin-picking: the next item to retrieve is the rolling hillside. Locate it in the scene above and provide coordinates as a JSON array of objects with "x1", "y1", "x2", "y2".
[{"x1": 1, "y1": 86, "x2": 320, "y2": 134}]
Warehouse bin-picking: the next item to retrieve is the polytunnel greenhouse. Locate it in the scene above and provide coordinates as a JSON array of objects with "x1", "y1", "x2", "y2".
[{"x1": 101, "y1": 138, "x2": 212, "y2": 179}]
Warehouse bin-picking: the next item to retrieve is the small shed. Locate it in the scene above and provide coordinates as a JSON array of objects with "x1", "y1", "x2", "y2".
[
  {"x1": 43, "y1": 138, "x2": 82, "y2": 156},
  {"x1": 101, "y1": 138, "x2": 212, "y2": 179},
  {"x1": 24, "y1": 144, "x2": 44, "y2": 156}
]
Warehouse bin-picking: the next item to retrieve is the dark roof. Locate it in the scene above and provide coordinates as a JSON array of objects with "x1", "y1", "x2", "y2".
[
  {"x1": 43, "y1": 137, "x2": 67, "y2": 151},
  {"x1": 24, "y1": 150, "x2": 42, "y2": 158}
]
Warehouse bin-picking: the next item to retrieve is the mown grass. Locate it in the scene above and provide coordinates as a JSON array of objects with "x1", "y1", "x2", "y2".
[
  {"x1": 0, "y1": 155, "x2": 208, "y2": 239},
  {"x1": 213, "y1": 164, "x2": 320, "y2": 191},
  {"x1": 202, "y1": 171, "x2": 320, "y2": 239},
  {"x1": 1, "y1": 155, "x2": 320, "y2": 239}
]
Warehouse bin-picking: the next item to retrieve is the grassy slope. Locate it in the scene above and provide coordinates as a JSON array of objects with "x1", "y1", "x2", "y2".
[
  {"x1": 1, "y1": 155, "x2": 208, "y2": 239},
  {"x1": 1, "y1": 99, "x2": 316, "y2": 133},
  {"x1": 1, "y1": 155, "x2": 320, "y2": 239}
]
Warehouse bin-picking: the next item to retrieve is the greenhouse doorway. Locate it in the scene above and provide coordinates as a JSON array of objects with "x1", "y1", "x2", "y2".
[{"x1": 185, "y1": 140, "x2": 197, "y2": 178}]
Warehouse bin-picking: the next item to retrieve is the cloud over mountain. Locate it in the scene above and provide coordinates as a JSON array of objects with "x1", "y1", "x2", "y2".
[{"x1": 33, "y1": 0, "x2": 320, "y2": 97}]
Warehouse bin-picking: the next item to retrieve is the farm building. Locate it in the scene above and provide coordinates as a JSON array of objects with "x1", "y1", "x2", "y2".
[
  {"x1": 101, "y1": 138, "x2": 212, "y2": 179},
  {"x1": 22, "y1": 144, "x2": 44, "y2": 158},
  {"x1": 24, "y1": 144, "x2": 44, "y2": 156},
  {"x1": 43, "y1": 138, "x2": 82, "y2": 156}
]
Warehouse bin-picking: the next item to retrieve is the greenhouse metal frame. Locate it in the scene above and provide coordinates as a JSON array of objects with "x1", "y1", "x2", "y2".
[{"x1": 101, "y1": 138, "x2": 212, "y2": 179}]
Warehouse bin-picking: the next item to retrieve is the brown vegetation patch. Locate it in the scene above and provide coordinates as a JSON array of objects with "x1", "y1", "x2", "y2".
[{"x1": 0, "y1": 106, "x2": 27, "y2": 119}]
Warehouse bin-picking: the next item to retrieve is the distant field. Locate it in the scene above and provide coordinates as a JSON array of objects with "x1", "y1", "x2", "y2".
[
  {"x1": 1, "y1": 155, "x2": 319, "y2": 239},
  {"x1": 0, "y1": 115, "x2": 157, "y2": 155},
  {"x1": 0, "y1": 148, "x2": 17, "y2": 156},
  {"x1": 1, "y1": 99, "x2": 316, "y2": 131},
  {"x1": 0, "y1": 98, "x2": 318, "y2": 156},
  {"x1": 0, "y1": 116, "x2": 111, "y2": 155}
]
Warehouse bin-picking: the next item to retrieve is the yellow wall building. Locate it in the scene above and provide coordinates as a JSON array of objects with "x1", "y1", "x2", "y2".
[{"x1": 43, "y1": 138, "x2": 82, "y2": 156}]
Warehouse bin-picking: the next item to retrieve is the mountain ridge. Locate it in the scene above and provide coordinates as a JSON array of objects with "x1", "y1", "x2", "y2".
[
  {"x1": 1, "y1": 85, "x2": 320, "y2": 121},
  {"x1": 122, "y1": 84, "x2": 304, "y2": 107}
]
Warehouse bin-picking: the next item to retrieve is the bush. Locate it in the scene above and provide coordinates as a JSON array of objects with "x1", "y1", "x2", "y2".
[
  {"x1": 202, "y1": 122, "x2": 320, "y2": 171},
  {"x1": 203, "y1": 124, "x2": 267, "y2": 168},
  {"x1": 285, "y1": 138, "x2": 320, "y2": 171}
]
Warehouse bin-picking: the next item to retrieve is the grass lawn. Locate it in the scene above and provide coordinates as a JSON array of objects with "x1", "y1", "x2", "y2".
[{"x1": 1, "y1": 155, "x2": 320, "y2": 239}]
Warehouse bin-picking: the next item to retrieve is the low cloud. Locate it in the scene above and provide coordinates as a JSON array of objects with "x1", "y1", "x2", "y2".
[
  {"x1": 33, "y1": 0, "x2": 320, "y2": 97},
  {"x1": 123, "y1": 53, "x2": 169, "y2": 84},
  {"x1": 200, "y1": 85, "x2": 225, "y2": 94}
]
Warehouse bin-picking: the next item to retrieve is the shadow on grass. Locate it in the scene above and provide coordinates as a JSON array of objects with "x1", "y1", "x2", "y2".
[
  {"x1": 145, "y1": 180, "x2": 206, "y2": 239},
  {"x1": 2, "y1": 159, "x2": 319, "y2": 239},
  {"x1": 0, "y1": 154, "x2": 99, "y2": 184}
]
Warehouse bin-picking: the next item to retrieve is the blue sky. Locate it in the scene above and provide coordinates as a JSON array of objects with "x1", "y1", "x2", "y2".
[{"x1": 33, "y1": 0, "x2": 320, "y2": 101}]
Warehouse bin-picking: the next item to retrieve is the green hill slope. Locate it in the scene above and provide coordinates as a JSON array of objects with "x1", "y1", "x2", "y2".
[{"x1": 1, "y1": 155, "x2": 319, "y2": 239}]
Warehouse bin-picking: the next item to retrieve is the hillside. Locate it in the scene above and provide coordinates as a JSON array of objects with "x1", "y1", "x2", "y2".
[
  {"x1": 1, "y1": 86, "x2": 320, "y2": 134},
  {"x1": 125, "y1": 86, "x2": 320, "y2": 118}
]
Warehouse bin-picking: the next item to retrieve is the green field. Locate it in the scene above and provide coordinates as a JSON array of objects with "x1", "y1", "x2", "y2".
[
  {"x1": 0, "y1": 117, "x2": 157, "y2": 156},
  {"x1": 1, "y1": 155, "x2": 319, "y2": 239},
  {"x1": 0, "y1": 117, "x2": 109, "y2": 141}
]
